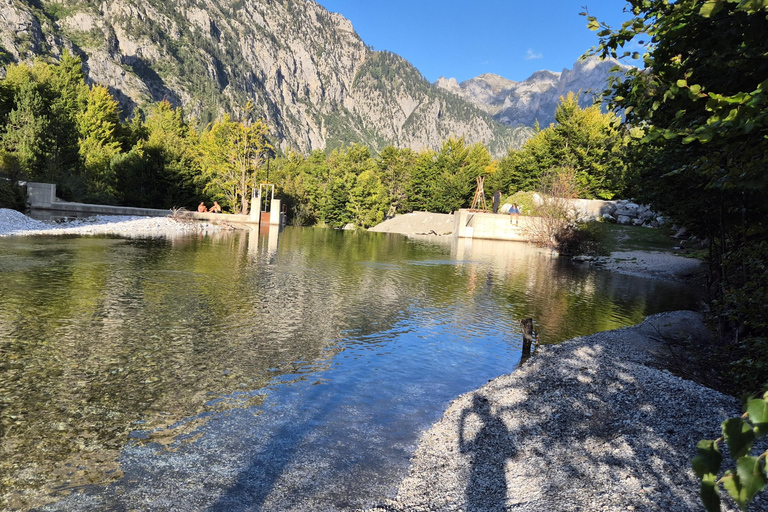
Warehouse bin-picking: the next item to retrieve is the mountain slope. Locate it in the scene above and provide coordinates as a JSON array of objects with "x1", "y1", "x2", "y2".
[
  {"x1": 435, "y1": 57, "x2": 628, "y2": 128},
  {"x1": 0, "y1": 0, "x2": 531, "y2": 157}
]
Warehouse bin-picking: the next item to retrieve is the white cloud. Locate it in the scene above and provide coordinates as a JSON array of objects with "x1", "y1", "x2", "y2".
[{"x1": 525, "y1": 48, "x2": 543, "y2": 60}]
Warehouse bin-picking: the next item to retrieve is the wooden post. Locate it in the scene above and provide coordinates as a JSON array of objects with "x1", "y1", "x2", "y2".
[{"x1": 521, "y1": 318, "x2": 535, "y2": 356}]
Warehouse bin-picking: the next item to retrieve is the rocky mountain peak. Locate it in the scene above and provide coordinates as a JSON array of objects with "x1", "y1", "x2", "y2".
[{"x1": 434, "y1": 56, "x2": 629, "y2": 128}]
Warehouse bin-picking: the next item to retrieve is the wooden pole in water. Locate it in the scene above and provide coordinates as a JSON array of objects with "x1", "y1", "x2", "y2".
[{"x1": 521, "y1": 318, "x2": 534, "y2": 355}]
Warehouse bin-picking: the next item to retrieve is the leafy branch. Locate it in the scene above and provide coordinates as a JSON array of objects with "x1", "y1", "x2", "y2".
[{"x1": 693, "y1": 386, "x2": 768, "y2": 511}]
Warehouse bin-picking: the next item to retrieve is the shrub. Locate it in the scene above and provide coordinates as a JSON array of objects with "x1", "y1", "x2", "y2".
[
  {"x1": 0, "y1": 179, "x2": 26, "y2": 211},
  {"x1": 556, "y1": 221, "x2": 609, "y2": 257}
]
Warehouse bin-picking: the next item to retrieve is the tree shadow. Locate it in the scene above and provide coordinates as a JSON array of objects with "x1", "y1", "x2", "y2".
[{"x1": 459, "y1": 394, "x2": 516, "y2": 512}]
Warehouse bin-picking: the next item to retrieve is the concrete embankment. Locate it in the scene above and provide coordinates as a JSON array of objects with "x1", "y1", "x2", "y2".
[{"x1": 369, "y1": 210, "x2": 531, "y2": 242}]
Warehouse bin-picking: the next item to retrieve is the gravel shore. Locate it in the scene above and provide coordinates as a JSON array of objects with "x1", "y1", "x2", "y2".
[
  {"x1": 369, "y1": 311, "x2": 766, "y2": 512},
  {"x1": 0, "y1": 208, "x2": 225, "y2": 238}
]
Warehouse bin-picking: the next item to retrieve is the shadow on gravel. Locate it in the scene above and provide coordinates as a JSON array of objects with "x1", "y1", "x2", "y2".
[
  {"x1": 459, "y1": 395, "x2": 516, "y2": 512},
  {"x1": 466, "y1": 334, "x2": 738, "y2": 511}
]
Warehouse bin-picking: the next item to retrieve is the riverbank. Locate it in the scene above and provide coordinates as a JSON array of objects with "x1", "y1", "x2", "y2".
[
  {"x1": 369, "y1": 311, "x2": 764, "y2": 512},
  {"x1": 370, "y1": 212, "x2": 704, "y2": 283},
  {"x1": 0, "y1": 208, "x2": 227, "y2": 238}
]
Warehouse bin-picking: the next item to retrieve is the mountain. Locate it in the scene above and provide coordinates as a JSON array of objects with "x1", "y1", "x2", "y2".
[
  {"x1": 0, "y1": 0, "x2": 532, "y2": 157},
  {"x1": 435, "y1": 57, "x2": 629, "y2": 128}
]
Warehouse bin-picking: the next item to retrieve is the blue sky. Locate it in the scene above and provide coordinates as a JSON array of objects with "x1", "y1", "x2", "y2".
[{"x1": 314, "y1": 1, "x2": 635, "y2": 83}]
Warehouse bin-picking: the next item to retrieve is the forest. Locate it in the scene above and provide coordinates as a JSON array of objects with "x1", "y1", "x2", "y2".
[{"x1": 0, "y1": 51, "x2": 630, "y2": 227}]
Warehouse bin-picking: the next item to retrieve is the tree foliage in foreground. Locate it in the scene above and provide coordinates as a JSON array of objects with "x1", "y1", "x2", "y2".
[
  {"x1": 586, "y1": 0, "x2": 768, "y2": 509},
  {"x1": 693, "y1": 388, "x2": 768, "y2": 512}
]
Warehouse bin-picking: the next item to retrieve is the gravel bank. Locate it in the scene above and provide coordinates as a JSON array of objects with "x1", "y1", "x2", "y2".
[
  {"x1": 0, "y1": 208, "x2": 225, "y2": 238},
  {"x1": 370, "y1": 311, "x2": 766, "y2": 512},
  {"x1": 598, "y1": 250, "x2": 704, "y2": 282}
]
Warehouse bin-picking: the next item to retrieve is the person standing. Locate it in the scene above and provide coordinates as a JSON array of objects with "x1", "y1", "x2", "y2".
[{"x1": 492, "y1": 190, "x2": 501, "y2": 214}]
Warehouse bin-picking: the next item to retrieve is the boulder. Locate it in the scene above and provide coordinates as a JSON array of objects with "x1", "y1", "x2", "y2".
[
  {"x1": 602, "y1": 213, "x2": 616, "y2": 222},
  {"x1": 615, "y1": 204, "x2": 640, "y2": 218},
  {"x1": 617, "y1": 215, "x2": 632, "y2": 225},
  {"x1": 500, "y1": 203, "x2": 512, "y2": 214}
]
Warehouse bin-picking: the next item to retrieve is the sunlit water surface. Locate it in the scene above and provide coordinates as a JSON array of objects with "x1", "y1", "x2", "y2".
[{"x1": 0, "y1": 227, "x2": 701, "y2": 511}]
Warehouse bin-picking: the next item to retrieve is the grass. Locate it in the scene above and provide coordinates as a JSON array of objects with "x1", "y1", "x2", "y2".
[{"x1": 587, "y1": 222, "x2": 706, "y2": 258}]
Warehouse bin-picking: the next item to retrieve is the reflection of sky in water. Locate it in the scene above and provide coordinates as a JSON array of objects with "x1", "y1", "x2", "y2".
[{"x1": 0, "y1": 229, "x2": 701, "y2": 511}]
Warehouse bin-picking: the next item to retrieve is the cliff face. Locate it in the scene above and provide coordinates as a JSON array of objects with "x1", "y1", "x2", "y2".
[
  {"x1": 0, "y1": 0, "x2": 531, "y2": 156},
  {"x1": 435, "y1": 57, "x2": 628, "y2": 128}
]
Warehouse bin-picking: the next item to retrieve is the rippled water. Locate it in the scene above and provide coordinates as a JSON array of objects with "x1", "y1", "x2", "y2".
[{"x1": 0, "y1": 227, "x2": 701, "y2": 511}]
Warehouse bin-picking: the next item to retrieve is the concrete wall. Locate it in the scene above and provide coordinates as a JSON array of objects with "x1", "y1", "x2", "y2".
[
  {"x1": 26, "y1": 182, "x2": 56, "y2": 208},
  {"x1": 454, "y1": 209, "x2": 531, "y2": 241}
]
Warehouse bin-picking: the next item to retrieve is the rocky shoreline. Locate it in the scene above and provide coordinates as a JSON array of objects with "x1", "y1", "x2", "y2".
[
  {"x1": 369, "y1": 311, "x2": 765, "y2": 512},
  {"x1": 0, "y1": 208, "x2": 226, "y2": 238}
]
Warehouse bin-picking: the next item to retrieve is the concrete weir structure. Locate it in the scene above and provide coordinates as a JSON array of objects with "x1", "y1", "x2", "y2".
[
  {"x1": 453, "y1": 209, "x2": 530, "y2": 242},
  {"x1": 25, "y1": 182, "x2": 286, "y2": 228}
]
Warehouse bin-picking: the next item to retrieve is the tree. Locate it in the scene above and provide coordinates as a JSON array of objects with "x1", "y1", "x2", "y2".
[
  {"x1": 586, "y1": 1, "x2": 768, "y2": 509},
  {"x1": 376, "y1": 146, "x2": 415, "y2": 217},
  {"x1": 77, "y1": 84, "x2": 123, "y2": 203},
  {"x1": 198, "y1": 114, "x2": 270, "y2": 213},
  {"x1": 498, "y1": 93, "x2": 628, "y2": 199},
  {"x1": 347, "y1": 169, "x2": 387, "y2": 228},
  {"x1": 1, "y1": 78, "x2": 50, "y2": 181}
]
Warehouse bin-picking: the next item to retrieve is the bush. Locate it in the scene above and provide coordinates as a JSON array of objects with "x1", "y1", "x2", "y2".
[
  {"x1": 0, "y1": 179, "x2": 26, "y2": 211},
  {"x1": 503, "y1": 190, "x2": 535, "y2": 216},
  {"x1": 556, "y1": 221, "x2": 609, "y2": 257}
]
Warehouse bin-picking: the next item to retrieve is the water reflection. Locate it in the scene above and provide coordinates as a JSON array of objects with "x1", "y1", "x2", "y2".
[{"x1": 0, "y1": 229, "x2": 701, "y2": 511}]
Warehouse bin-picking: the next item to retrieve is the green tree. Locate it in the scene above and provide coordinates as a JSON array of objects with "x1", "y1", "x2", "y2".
[
  {"x1": 347, "y1": 168, "x2": 387, "y2": 228},
  {"x1": 77, "y1": 84, "x2": 123, "y2": 203},
  {"x1": 116, "y1": 101, "x2": 202, "y2": 208},
  {"x1": 198, "y1": 114, "x2": 270, "y2": 213},
  {"x1": 498, "y1": 93, "x2": 628, "y2": 199},
  {"x1": 1, "y1": 77, "x2": 49, "y2": 180},
  {"x1": 375, "y1": 146, "x2": 415, "y2": 217},
  {"x1": 586, "y1": 1, "x2": 768, "y2": 508}
]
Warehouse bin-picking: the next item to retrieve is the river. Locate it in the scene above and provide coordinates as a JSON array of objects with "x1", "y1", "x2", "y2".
[{"x1": 0, "y1": 227, "x2": 700, "y2": 511}]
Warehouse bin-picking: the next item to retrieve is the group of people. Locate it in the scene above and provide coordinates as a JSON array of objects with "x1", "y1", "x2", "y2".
[{"x1": 197, "y1": 201, "x2": 222, "y2": 213}]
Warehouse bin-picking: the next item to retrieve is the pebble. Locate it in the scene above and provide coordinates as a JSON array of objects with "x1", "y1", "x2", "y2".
[
  {"x1": 0, "y1": 208, "x2": 224, "y2": 238},
  {"x1": 368, "y1": 311, "x2": 768, "y2": 512}
]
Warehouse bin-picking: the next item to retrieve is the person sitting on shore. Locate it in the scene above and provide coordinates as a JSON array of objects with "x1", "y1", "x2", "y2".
[
  {"x1": 210, "y1": 201, "x2": 222, "y2": 213},
  {"x1": 198, "y1": 202, "x2": 208, "y2": 213}
]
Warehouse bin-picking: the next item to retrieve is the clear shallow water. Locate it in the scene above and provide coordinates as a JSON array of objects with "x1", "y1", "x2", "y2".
[{"x1": 0, "y1": 228, "x2": 701, "y2": 511}]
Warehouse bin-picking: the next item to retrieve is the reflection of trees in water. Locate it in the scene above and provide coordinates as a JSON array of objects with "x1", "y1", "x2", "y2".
[
  {"x1": 452, "y1": 238, "x2": 699, "y2": 346},
  {"x1": 0, "y1": 231, "x2": 699, "y2": 510},
  {"x1": 0, "y1": 230, "x2": 451, "y2": 510}
]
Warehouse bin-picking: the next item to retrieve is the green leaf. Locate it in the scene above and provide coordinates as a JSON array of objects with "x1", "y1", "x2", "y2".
[
  {"x1": 677, "y1": 79, "x2": 688, "y2": 88},
  {"x1": 723, "y1": 418, "x2": 756, "y2": 459},
  {"x1": 735, "y1": 456, "x2": 767, "y2": 507},
  {"x1": 690, "y1": 84, "x2": 703, "y2": 96},
  {"x1": 747, "y1": 398, "x2": 768, "y2": 435},
  {"x1": 693, "y1": 440, "x2": 723, "y2": 478},
  {"x1": 700, "y1": 473, "x2": 722, "y2": 512},
  {"x1": 587, "y1": 18, "x2": 600, "y2": 31},
  {"x1": 700, "y1": 0, "x2": 725, "y2": 17}
]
